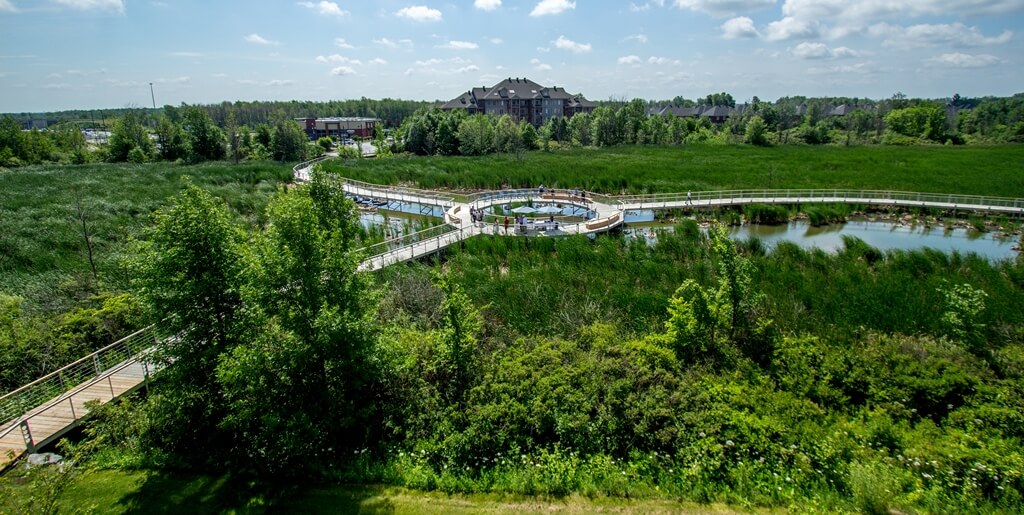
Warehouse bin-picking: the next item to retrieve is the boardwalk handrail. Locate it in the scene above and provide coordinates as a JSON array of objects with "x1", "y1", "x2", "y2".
[
  {"x1": 615, "y1": 189, "x2": 1024, "y2": 209},
  {"x1": 339, "y1": 177, "x2": 456, "y2": 207},
  {"x1": 356, "y1": 224, "x2": 457, "y2": 260},
  {"x1": 0, "y1": 324, "x2": 161, "y2": 427}
]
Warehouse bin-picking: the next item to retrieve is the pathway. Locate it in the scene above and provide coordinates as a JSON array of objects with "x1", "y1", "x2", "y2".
[{"x1": 0, "y1": 326, "x2": 160, "y2": 470}]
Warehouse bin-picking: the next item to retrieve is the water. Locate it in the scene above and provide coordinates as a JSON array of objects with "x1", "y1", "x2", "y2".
[{"x1": 625, "y1": 219, "x2": 1021, "y2": 261}]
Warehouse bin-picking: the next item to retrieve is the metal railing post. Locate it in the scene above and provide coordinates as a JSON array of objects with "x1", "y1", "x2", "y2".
[{"x1": 20, "y1": 420, "x2": 35, "y2": 453}]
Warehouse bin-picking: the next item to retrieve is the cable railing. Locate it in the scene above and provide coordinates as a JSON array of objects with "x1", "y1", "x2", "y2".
[
  {"x1": 339, "y1": 177, "x2": 456, "y2": 208},
  {"x1": 0, "y1": 324, "x2": 163, "y2": 431},
  {"x1": 614, "y1": 189, "x2": 1024, "y2": 211},
  {"x1": 356, "y1": 224, "x2": 458, "y2": 260}
]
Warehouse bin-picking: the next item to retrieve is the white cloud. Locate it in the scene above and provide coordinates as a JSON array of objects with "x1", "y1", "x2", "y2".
[
  {"x1": 623, "y1": 34, "x2": 648, "y2": 43},
  {"x1": 790, "y1": 42, "x2": 862, "y2": 59},
  {"x1": 244, "y1": 33, "x2": 279, "y2": 45},
  {"x1": 474, "y1": 0, "x2": 501, "y2": 10},
  {"x1": 316, "y1": 54, "x2": 362, "y2": 65},
  {"x1": 374, "y1": 37, "x2": 414, "y2": 49},
  {"x1": 407, "y1": 57, "x2": 480, "y2": 75},
  {"x1": 268, "y1": 79, "x2": 294, "y2": 86},
  {"x1": 553, "y1": 35, "x2": 591, "y2": 54},
  {"x1": 490, "y1": 38, "x2": 504, "y2": 44},
  {"x1": 769, "y1": 0, "x2": 1024, "y2": 42},
  {"x1": 618, "y1": 55, "x2": 642, "y2": 64},
  {"x1": 369, "y1": 58, "x2": 388, "y2": 65},
  {"x1": 530, "y1": 0, "x2": 576, "y2": 17},
  {"x1": 331, "y1": 66, "x2": 357, "y2": 75},
  {"x1": 439, "y1": 40, "x2": 479, "y2": 50},
  {"x1": 396, "y1": 5, "x2": 442, "y2": 22},
  {"x1": 52, "y1": 0, "x2": 124, "y2": 12},
  {"x1": 764, "y1": 16, "x2": 818, "y2": 41},
  {"x1": 631, "y1": 0, "x2": 665, "y2": 11},
  {"x1": 156, "y1": 76, "x2": 190, "y2": 84},
  {"x1": 926, "y1": 52, "x2": 1001, "y2": 68},
  {"x1": 791, "y1": 41, "x2": 830, "y2": 58},
  {"x1": 536, "y1": 46, "x2": 550, "y2": 53},
  {"x1": 334, "y1": 38, "x2": 355, "y2": 49},
  {"x1": 869, "y1": 23, "x2": 1013, "y2": 49},
  {"x1": 530, "y1": 58, "x2": 552, "y2": 71},
  {"x1": 297, "y1": 1, "x2": 348, "y2": 16},
  {"x1": 648, "y1": 56, "x2": 681, "y2": 65},
  {"x1": 720, "y1": 16, "x2": 759, "y2": 39},
  {"x1": 673, "y1": 0, "x2": 775, "y2": 17},
  {"x1": 169, "y1": 51, "x2": 203, "y2": 57},
  {"x1": 0, "y1": 0, "x2": 17, "y2": 12}
]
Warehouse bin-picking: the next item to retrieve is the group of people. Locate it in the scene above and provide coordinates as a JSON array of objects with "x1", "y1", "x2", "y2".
[{"x1": 469, "y1": 206, "x2": 485, "y2": 224}]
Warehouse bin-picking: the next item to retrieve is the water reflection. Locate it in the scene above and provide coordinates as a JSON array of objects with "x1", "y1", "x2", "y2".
[{"x1": 625, "y1": 220, "x2": 1020, "y2": 261}]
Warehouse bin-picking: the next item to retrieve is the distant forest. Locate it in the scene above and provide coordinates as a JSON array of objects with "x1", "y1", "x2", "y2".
[{"x1": 2, "y1": 92, "x2": 1023, "y2": 168}]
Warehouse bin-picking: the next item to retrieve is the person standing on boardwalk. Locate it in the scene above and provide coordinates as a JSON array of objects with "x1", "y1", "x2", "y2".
[
  {"x1": 687, "y1": 191, "x2": 692, "y2": 205},
  {"x1": 504, "y1": 216, "x2": 509, "y2": 234}
]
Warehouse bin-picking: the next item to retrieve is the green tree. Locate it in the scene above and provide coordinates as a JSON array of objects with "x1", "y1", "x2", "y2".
[
  {"x1": 182, "y1": 106, "x2": 226, "y2": 162},
  {"x1": 744, "y1": 115, "x2": 769, "y2": 146},
  {"x1": 154, "y1": 117, "x2": 188, "y2": 161},
  {"x1": 457, "y1": 114, "x2": 495, "y2": 156},
  {"x1": 218, "y1": 167, "x2": 375, "y2": 473},
  {"x1": 107, "y1": 110, "x2": 154, "y2": 162},
  {"x1": 270, "y1": 115, "x2": 309, "y2": 161},
  {"x1": 940, "y1": 283, "x2": 988, "y2": 355},
  {"x1": 132, "y1": 180, "x2": 247, "y2": 457},
  {"x1": 432, "y1": 271, "x2": 484, "y2": 404}
]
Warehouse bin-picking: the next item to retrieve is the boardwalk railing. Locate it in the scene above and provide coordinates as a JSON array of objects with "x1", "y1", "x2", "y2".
[
  {"x1": 0, "y1": 324, "x2": 163, "y2": 428},
  {"x1": 339, "y1": 177, "x2": 456, "y2": 208},
  {"x1": 357, "y1": 224, "x2": 458, "y2": 260},
  {"x1": 616, "y1": 189, "x2": 1024, "y2": 212}
]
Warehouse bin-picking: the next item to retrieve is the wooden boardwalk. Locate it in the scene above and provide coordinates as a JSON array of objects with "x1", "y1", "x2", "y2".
[{"x1": 0, "y1": 328, "x2": 157, "y2": 471}]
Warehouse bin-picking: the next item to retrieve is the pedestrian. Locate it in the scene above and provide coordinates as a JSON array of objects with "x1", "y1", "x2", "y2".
[
  {"x1": 687, "y1": 190, "x2": 692, "y2": 205},
  {"x1": 493, "y1": 217, "x2": 498, "y2": 233},
  {"x1": 504, "y1": 216, "x2": 509, "y2": 234}
]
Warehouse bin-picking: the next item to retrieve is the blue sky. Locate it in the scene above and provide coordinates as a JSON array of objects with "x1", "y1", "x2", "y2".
[{"x1": 1, "y1": 0, "x2": 1023, "y2": 112}]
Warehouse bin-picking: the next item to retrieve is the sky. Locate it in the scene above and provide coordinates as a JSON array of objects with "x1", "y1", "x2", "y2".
[{"x1": 1, "y1": 0, "x2": 1023, "y2": 112}]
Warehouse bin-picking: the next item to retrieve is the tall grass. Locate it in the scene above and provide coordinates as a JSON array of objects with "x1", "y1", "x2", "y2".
[
  {"x1": 324, "y1": 145, "x2": 1024, "y2": 197},
  {"x1": 0, "y1": 161, "x2": 294, "y2": 312}
]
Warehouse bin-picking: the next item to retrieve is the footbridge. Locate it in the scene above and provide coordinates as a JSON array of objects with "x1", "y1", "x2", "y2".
[{"x1": 1, "y1": 325, "x2": 164, "y2": 470}]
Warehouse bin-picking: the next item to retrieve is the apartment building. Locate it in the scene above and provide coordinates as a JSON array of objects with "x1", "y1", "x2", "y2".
[{"x1": 440, "y1": 77, "x2": 595, "y2": 127}]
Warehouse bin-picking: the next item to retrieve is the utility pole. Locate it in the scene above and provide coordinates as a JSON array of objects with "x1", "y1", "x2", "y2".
[{"x1": 149, "y1": 82, "x2": 156, "y2": 109}]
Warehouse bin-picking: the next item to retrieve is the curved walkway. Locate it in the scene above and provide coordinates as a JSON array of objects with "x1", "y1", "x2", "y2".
[{"x1": 294, "y1": 157, "x2": 1023, "y2": 270}]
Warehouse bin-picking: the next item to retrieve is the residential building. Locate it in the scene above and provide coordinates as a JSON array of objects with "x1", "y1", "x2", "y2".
[
  {"x1": 298, "y1": 116, "x2": 379, "y2": 140},
  {"x1": 440, "y1": 77, "x2": 595, "y2": 127}
]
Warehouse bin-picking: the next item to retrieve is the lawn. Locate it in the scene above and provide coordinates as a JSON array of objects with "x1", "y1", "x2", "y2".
[
  {"x1": 2, "y1": 469, "x2": 754, "y2": 515},
  {"x1": 323, "y1": 144, "x2": 1024, "y2": 198}
]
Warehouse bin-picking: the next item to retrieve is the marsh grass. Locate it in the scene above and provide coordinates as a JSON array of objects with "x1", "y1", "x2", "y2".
[
  {"x1": 324, "y1": 145, "x2": 1024, "y2": 198},
  {"x1": 0, "y1": 161, "x2": 293, "y2": 312}
]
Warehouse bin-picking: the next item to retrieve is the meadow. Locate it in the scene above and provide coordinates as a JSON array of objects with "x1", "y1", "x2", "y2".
[
  {"x1": 324, "y1": 144, "x2": 1024, "y2": 198},
  {"x1": 0, "y1": 161, "x2": 293, "y2": 313}
]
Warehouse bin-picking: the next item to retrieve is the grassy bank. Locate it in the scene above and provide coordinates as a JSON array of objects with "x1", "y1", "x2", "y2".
[{"x1": 324, "y1": 145, "x2": 1024, "y2": 197}]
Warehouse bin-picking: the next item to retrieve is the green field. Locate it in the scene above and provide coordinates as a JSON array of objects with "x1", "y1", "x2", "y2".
[{"x1": 324, "y1": 145, "x2": 1024, "y2": 197}]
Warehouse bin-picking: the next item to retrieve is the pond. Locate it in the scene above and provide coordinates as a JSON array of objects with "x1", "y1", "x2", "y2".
[{"x1": 625, "y1": 218, "x2": 1021, "y2": 261}]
